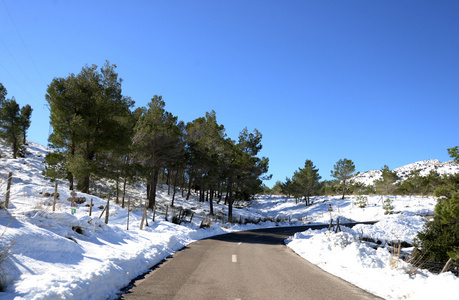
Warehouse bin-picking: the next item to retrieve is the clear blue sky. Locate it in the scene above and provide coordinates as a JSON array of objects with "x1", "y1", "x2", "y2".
[{"x1": 1, "y1": 0, "x2": 458, "y2": 187}]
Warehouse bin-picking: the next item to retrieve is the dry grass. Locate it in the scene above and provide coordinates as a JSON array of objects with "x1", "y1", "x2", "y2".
[
  {"x1": 404, "y1": 248, "x2": 427, "y2": 276},
  {"x1": 390, "y1": 240, "x2": 402, "y2": 270}
]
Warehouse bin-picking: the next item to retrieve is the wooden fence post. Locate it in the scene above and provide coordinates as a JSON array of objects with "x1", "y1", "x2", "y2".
[
  {"x1": 89, "y1": 198, "x2": 93, "y2": 216},
  {"x1": 5, "y1": 172, "x2": 13, "y2": 209},
  {"x1": 335, "y1": 217, "x2": 341, "y2": 233},
  {"x1": 52, "y1": 181, "x2": 58, "y2": 212},
  {"x1": 140, "y1": 204, "x2": 147, "y2": 230},
  {"x1": 105, "y1": 196, "x2": 110, "y2": 224},
  {"x1": 99, "y1": 202, "x2": 107, "y2": 219},
  {"x1": 127, "y1": 198, "x2": 130, "y2": 231}
]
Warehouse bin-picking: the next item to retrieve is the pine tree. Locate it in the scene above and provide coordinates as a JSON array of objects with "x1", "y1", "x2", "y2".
[
  {"x1": 399, "y1": 169, "x2": 427, "y2": 195},
  {"x1": 0, "y1": 98, "x2": 23, "y2": 158},
  {"x1": 331, "y1": 158, "x2": 355, "y2": 199},
  {"x1": 19, "y1": 104, "x2": 33, "y2": 145},
  {"x1": 415, "y1": 147, "x2": 459, "y2": 264},
  {"x1": 132, "y1": 96, "x2": 184, "y2": 209},
  {"x1": 415, "y1": 194, "x2": 459, "y2": 262},
  {"x1": 448, "y1": 146, "x2": 459, "y2": 163},
  {"x1": 280, "y1": 177, "x2": 293, "y2": 197},
  {"x1": 221, "y1": 128, "x2": 270, "y2": 221},
  {"x1": 234, "y1": 128, "x2": 270, "y2": 200},
  {"x1": 375, "y1": 165, "x2": 398, "y2": 195},
  {"x1": 45, "y1": 61, "x2": 134, "y2": 192},
  {"x1": 271, "y1": 181, "x2": 283, "y2": 195},
  {"x1": 292, "y1": 160, "x2": 322, "y2": 205},
  {"x1": 185, "y1": 111, "x2": 226, "y2": 213},
  {"x1": 0, "y1": 83, "x2": 6, "y2": 105}
]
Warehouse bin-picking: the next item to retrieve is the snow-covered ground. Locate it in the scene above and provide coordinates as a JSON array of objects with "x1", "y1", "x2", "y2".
[
  {"x1": 352, "y1": 159, "x2": 459, "y2": 186},
  {"x1": 0, "y1": 141, "x2": 456, "y2": 299}
]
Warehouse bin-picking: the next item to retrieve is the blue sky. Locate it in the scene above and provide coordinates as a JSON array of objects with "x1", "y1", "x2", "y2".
[{"x1": 1, "y1": 0, "x2": 458, "y2": 187}]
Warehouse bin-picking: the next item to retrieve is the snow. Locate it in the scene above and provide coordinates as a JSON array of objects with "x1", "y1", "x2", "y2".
[
  {"x1": 352, "y1": 159, "x2": 459, "y2": 186},
  {"x1": 0, "y1": 141, "x2": 457, "y2": 299},
  {"x1": 286, "y1": 227, "x2": 458, "y2": 299}
]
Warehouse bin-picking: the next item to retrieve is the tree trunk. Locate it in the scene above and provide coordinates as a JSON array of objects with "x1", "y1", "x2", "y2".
[
  {"x1": 68, "y1": 172, "x2": 74, "y2": 190},
  {"x1": 12, "y1": 134, "x2": 18, "y2": 158},
  {"x1": 122, "y1": 176, "x2": 127, "y2": 208},
  {"x1": 167, "y1": 170, "x2": 171, "y2": 195},
  {"x1": 186, "y1": 173, "x2": 192, "y2": 200},
  {"x1": 68, "y1": 142, "x2": 75, "y2": 190},
  {"x1": 78, "y1": 149, "x2": 94, "y2": 193},
  {"x1": 227, "y1": 181, "x2": 234, "y2": 221},
  {"x1": 181, "y1": 173, "x2": 185, "y2": 197},
  {"x1": 78, "y1": 176, "x2": 90, "y2": 193},
  {"x1": 115, "y1": 179, "x2": 120, "y2": 204},
  {"x1": 148, "y1": 169, "x2": 159, "y2": 210},
  {"x1": 209, "y1": 186, "x2": 214, "y2": 215},
  {"x1": 171, "y1": 171, "x2": 179, "y2": 207},
  {"x1": 146, "y1": 182, "x2": 151, "y2": 200}
]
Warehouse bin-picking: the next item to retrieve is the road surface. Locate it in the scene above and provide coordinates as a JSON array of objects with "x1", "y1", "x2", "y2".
[{"x1": 119, "y1": 225, "x2": 382, "y2": 300}]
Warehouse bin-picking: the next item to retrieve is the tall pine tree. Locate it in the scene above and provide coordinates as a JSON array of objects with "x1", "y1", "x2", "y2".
[
  {"x1": 331, "y1": 158, "x2": 355, "y2": 199},
  {"x1": 0, "y1": 98, "x2": 23, "y2": 158},
  {"x1": 19, "y1": 104, "x2": 33, "y2": 145},
  {"x1": 292, "y1": 160, "x2": 322, "y2": 205},
  {"x1": 374, "y1": 165, "x2": 398, "y2": 195},
  {"x1": 132, "y1": 96, "x2": 184, "y2": 209},
  {"x1": 45, "y1": 61, "x2": 134, "y2": 192}
]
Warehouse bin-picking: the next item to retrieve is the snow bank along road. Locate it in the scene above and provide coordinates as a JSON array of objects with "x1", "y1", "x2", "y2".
[{"x1": 118, "y1": 224, "x2": 381, "y2": 300}]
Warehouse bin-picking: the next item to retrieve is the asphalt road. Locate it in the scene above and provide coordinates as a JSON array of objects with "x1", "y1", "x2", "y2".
[{"x1": 118, "y1": 224, "x2": 382, "y2": 300}]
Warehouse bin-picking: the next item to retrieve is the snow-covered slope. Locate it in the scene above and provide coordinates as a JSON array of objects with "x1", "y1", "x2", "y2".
[{"x1": 352, "y1": 159, "x2": 459, "y2": 186}]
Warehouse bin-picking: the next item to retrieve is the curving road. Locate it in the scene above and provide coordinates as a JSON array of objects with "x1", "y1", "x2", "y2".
[{"x1": 118, "y1": 225, "x2": 382, "y2": 300}]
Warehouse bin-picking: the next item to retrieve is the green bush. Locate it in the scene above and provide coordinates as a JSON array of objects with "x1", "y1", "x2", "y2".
[
  {"x1": 355, "y1": 195, "x2": 368, "y2": 208},
  {"x1": 383, "y1": 198, "x2": 394, "y2": 215},
  {"x1": 415, "y1": 193, "x2": 459, "y2": 262}
]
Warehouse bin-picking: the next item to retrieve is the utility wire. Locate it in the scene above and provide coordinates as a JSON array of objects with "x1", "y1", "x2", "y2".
[
  {"x1": 1, "y1": 0, "x2": 46, "y2": 86},
  {"x1": 0, "y1": 59, "x2": 34, "y2": 99},
  {"x1": 0, "y1": 36, "x2": 38, "y2": 94}
]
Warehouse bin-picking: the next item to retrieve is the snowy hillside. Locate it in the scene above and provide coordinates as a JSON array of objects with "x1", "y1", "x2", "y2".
[
  {"x1": 0, "y1": 141, "x2": 457, "y2": 299},
  {"x1": 352, "y1": 159, "x2": 459, "y2": 186}
]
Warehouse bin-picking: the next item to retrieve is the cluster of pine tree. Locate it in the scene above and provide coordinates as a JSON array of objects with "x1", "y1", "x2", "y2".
[
  {"x1": 272, "y1": 158, "x2": 356, "y2": 204},
  {"x1": 44, "y1": 61, "x2": 270, "y2": 220},
  {"x1": 269, "y1": 160, "x2": 459, "y2": 200},
  {"x1": 0, "y1": 83, "x2": 33, "y2": 158},
  {"x1": 372, "y1": 166, "x2": 459, "y2": 197}
]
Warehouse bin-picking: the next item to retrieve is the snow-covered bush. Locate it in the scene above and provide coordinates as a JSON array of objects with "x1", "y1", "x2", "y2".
[
  {"x1": 355, "y1": 195, "x2": 368, "y2": 208},
  {"x1": 383, "y1": 198, "x2": 394, "y2": 215}
]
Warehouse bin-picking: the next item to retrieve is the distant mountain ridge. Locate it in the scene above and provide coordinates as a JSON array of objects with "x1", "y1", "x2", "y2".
[{"x1": 351, "y1": 159, "x2": 459, "y2": 186}]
